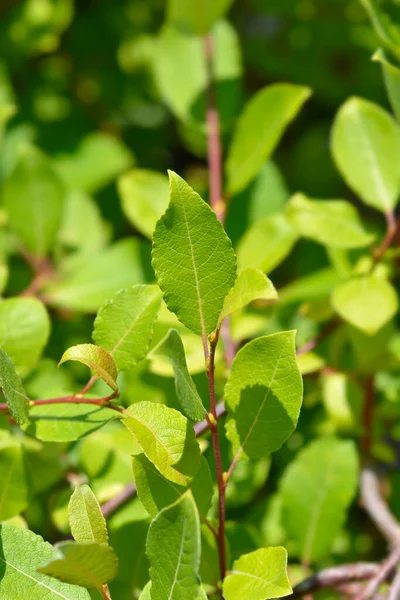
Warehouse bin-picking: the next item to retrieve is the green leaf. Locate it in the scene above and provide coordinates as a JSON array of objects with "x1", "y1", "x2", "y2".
[
  {"x1": 149, "y1": 329, "x2": 206, "y2": 421},
  {"x1": 3, "y1": 146, "x2": 64, "y2": 257},
  {"x1": 139, "y1": 582, "x2": 152, "y2": 600},
  {"x1": 321, "y1": 371, "x2": 362, "y2": 431},
  {"x1": 38, "y1": 541, "x2": 118, "y2": 589},
  {"x1": 118, "y1": 169, "x2": 170, "y2": 239},
  {"x1": 53, "y1": 132, "x2": 133, "y2": 193},
  {"x1": 124, "y1": 401, "x2": 201, "y2": 485},
  {"x1": 132, "y1": 453, "x2": 213, "y2": 517},
  {"x1": 225, "y1": 332, "x2": 303, "y2": 459},
  {"x1": 147, "y1": 492, "x2": 201, "y2": 600},
  {"x1": 226, "y1": 83, "x2": 311, "y2": 194},
  {"x1": 58, "y1": 190, "x2": 110, "y2": 254},
  {"x1": 152, "y1": 171, "x2": 237, "y2": 336},
  {"x1": 68, "y1": 485, "x2": 108, "y2": 546},
  {"x1": 25, "y1": 404, "x2": 119, "y2": 442},
  {"x1": 0, "y1": 523, "x2": 90, "y2": 599},
  {"x1": 167, "y1": 0, "x2": 234, "y2": 35},
  {"x1": 219, "y1": 268, "x2": 278, "y2": 325},
  {"x1": 93, "y1": 285, "x2": 162, "y2": 372},
  {"x1": 44, "y1": 238, "x2": 150, "y2": 313},
  {"x1": 0, "y1": 349, "x2": 29, "y2": 424},
  {"x1": 279, "y1": 267, "x2": 342, "y2": 304},
  {"x1": 222, "y1": 547, "x2": 292, "y2": 600},
  {"x1": 153, "y1": 21, "x2": 241, "y2": 124},
  {"x1": 0, "y1": 297, "x2": 50, "y2": 375},
  {"x1": 373, "y1": 48, "x2": 400, "y2": 122},
  {"x1": 280, "y1": 437, "x2": 359, "y2": 563},
  {"x1": 286, "y1": 193, "x2": 375, "y2": 248},
  {"x1": 332, "y1": 275, "x2": 398, "y2": 335},
  {"x1": 237, "y1": 214, "x2": 298, "y2": 274},
  {"x1": 331, "y1": 96, "x2": 400, "y2": 213},
  {"x1": 0, "y1": 444, "x2": 29, "y2": 520},
  {"x1": 59, "y1": 344, "x2": 118, "y2": 393}
]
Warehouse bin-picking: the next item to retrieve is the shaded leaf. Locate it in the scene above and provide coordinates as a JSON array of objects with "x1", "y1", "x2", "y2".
[
  {"x1": 38, "y1": 541, "x2": 118, "y2": 589},
  {"x1": 219, "y1": 268, "x2": 277, "y2": 325},
  {"x1": 149, "y1": 329, "x2": 206, "y2": 421},
  {"x1": 124, "y1": 401, "x2": 201, "y2": 485},
  {"x1": 69, "y1": 485, "x2": 108, "y2": 546},
  {"x1": 152, "y1": 171, "x2": 236, "y2": 336},
  {"x1": 25, "y1": 404, "x2": 119, "y2": 442},
  {"x1": 331, "y1": 96, "x2": 400, "y2": 213},
  {"x1": 0, "y1": 523, "x2": 90, "y2": 599},
  {"x1": 93, "y1": 285, "x2": 162, "y2": 372},
  {"x1": 280, "y1": 437, "x2": 359, "y2": 563},
  {"x1": 167, "y1": 0, "x2": 234, "y2": 35},
  {"x1": 223, "y1": 547, "x2": 292, "y2": 600},
  {"x1": 59, "y1": 344, "x2": 118, "y2": 392},
  {"x1": 332, "y1": 275, "x2": 398, "y2": 335},
  {"x1": 132, "y1": 453, "x2": 213, "y2": 517},
  {"x1": 0, "y1": 444, "x2": 29, "y2": 520},
  {"x1": 225, "y1": 332, "x2": 303, "y2": 459},
  {"x1": 286, "y1": 193, "x2": 375, "y2": 248},
  {"x1": 373, "y1": 48, "x2": 400, "y2": 121},
  {"x1": 147, "y1": 492, "x2": 201, "y2": 600},
  {"x1": 226, "y1": 83, "x2": 311, "y2": 194},
  {"x1": 0, "y1": 349, "x2": 29, "y2": 424}
]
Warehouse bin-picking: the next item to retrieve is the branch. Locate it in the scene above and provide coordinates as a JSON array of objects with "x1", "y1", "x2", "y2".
[
  {"x1": 389, "y1": 567, "x2": 400, "y2": 600},
  {"x1": 354, "y1": 546, "x2": 400, "y2": 600},
  {"x1": 361, "y1": 376, "x2": 375, "y2": 458},
  {"x1": 0, "y1": 392, "x2": 123, "y2": 414},
  {"x1": 290, "y1": 562, "x2": 380, "y2": 597},
  {"x1": 372, "y1": 210, "x2": 398, "y2": 267},
  {"x1": 360, "y1": 468, "x2": 400, "y2": 547}
]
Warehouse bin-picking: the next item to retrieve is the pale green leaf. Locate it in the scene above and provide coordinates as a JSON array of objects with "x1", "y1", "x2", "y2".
[
  {"x1": 3, "y1": 146, "x2": 64, "y2": 257},
  {"x1": 167, "y1": 0, "x2": 234, "y2": 35},
  {"x1": 152, "y1": 171, "x2": 237, "y2": 336},
  {"x1": 332, "y1": 275, "x2": 398, "y2": 335},
  {"x1": 25, "y1": 404, "x2": 119, "y2": 442},
  {"x1": 0, "y1": 297, "x2": 50, "y2": 375},
  {"x1": 280, "y1": 437, "x2": 359, "y2": 563},
  {"x1": 373, "y1": 48, "x2": 400, "y2": 121},
  {"x1": 237, "y1": 214, "x2": 298, "y2": 274},
  {"x1": 223, "y1": 547, "x2": 292, "y2": 600},
  {"x1": 53, "y1": 132, "x2": 133, "y2": 193},
  {"x1": 225, "y1": 332, "x2": 303, "y2": 459},
  {"x1": 58, "y1": 190, "x2": 110, "y2": 254},
  {"x1": 44, "y1": 238, "x2": 150, "y2": 313},
  {"x1": 68, "y1": 485, "x2": 108, "y2": 546},
  {"x1": 147, "y1": 492, "x2": 201, "y2": 600},
  {"x1": 124, "y1": 401, "x2": 201, "y2": 485},
  {"x1": 93, "y1": 285, "x2": 162, "y2": 371},
  {"x1": 331, "y1": 96, "x2": 400, "y2": 212},
  {"x1": 59, "y1": 344, "x2": 118, "y2": 392},
  {"x1": 321, "y1": 371, "x2": 362, "y2": 431},
  {"x1": 153, "y1": 21, "x2": 241, "y2": 124},
  {"x1": 219, "y1": 268, "x2": 278, "y2": 325},
  {"x1": 279, "y1": 267, "x2": 342, "y2": 304},
  {"x1": 0, "y1": 523, "x2": 90, "y2": 599},
  {"x1": 132, "y1": 453, "x2": 213, "y2": 517},
  {"x1": 118, "y1": 169, "x2": 170, "y2": 239},
  {"x1": 286, "y1": 193, "x2": 375, "y2": 248},
  {"x1": 149, "y1": 329, "x2": 206, "y2": 421},
  {"x1": 0, "y1": 349, "x2": 29, "y2": 424},
  {"x1": 0, "y1": 445, "x2": 29, "y2": 520},
  {"x1": 226, "y1": 84, "x2": 311, "y2": 194},
  {"x1": 139, "y1": 582, "x2": 152, "y2": 600},
  {"x1": 38, "y1": 541, "x2": 118, "y2": 589}
]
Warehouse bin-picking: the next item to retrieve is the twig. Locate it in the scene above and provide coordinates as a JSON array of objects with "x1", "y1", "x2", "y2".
[
  {"x1": 389, "y1": 567, "x2": 400, "y2": 600},
  {"x1": 360, "y1": 468, "x2": 400, "y2": 547},
  {"x1": 290, "y1": 562, "x2": 380, "y2": 598},
  {"x1": 372, "y1": 210, "x2": 398, "y2": 267},
  {"x1": 0, "y1": 392, "x2": 123, "y2": 414},
  {"x1": 354, "y1": 546, "x2": 400, "y2": 600},
  {"x1": 361, "y1": 376, "x2": 375, "y2": 459}
]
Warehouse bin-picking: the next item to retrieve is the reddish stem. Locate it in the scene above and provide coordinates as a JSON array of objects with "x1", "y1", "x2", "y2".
[
  {"x1": 204, "y1": 33, "x2": 224, "y2": 223},
  {"x1": 0, "y1": 392, "x2": 123, "y2": 414},
  {"x1": 372, "y1": 210, "x2": 398, "y2": 266},
  {"x1": 361, "y1": 376, "x2": 375, "y2": 459}
]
